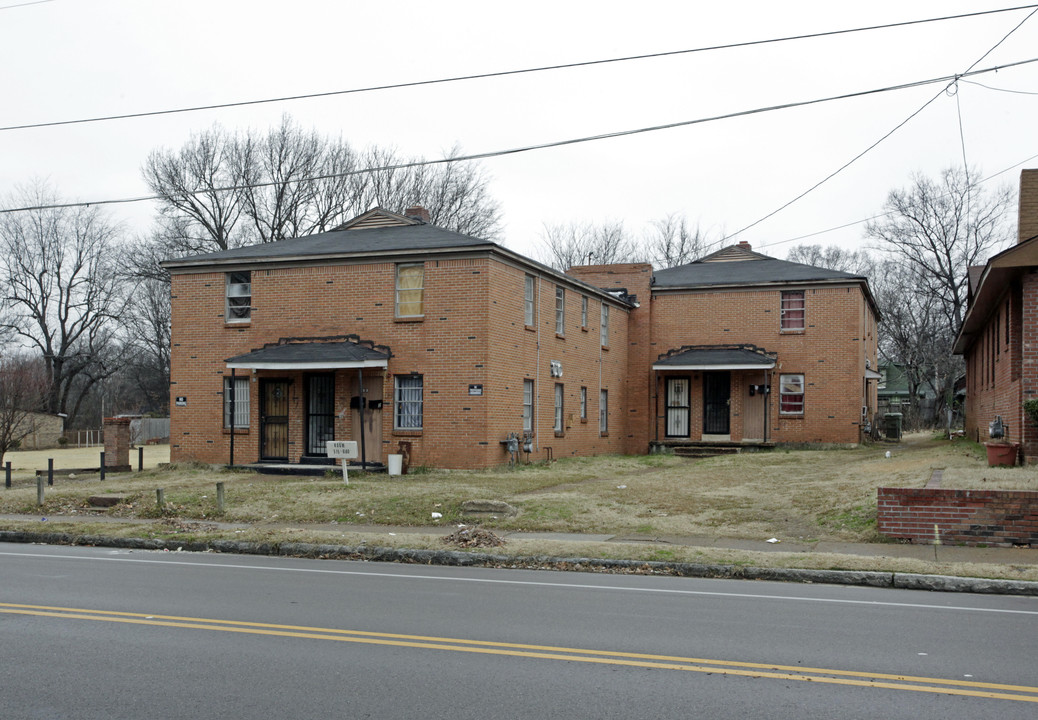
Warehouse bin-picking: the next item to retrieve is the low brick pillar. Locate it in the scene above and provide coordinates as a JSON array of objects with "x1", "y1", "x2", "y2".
[
  {"x1": 103, "y1": 417, "x2": 132, "y2": 471},
  {"x1": 878, "y1": 487, "x2": 1038, "y2": 547}
]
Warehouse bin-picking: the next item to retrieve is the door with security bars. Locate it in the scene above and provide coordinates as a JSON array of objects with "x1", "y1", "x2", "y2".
[
  {"x1": 665, "y1": 377, "x2": 691, "y2": 438},
  {"x1": 703, "y1": 371, "x2": 731, "y2": 436}
]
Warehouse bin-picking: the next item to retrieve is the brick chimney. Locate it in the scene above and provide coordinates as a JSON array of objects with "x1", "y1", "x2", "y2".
[
  {"x1": 1019, "y1": 169, "x2": 1038, "y2": 244},
  {"x1": 737, "y1": 240, "x2": 752, "y2": 250},
  {"x1": 405, "y1": 206, "x2": 431, "y2": 224}
]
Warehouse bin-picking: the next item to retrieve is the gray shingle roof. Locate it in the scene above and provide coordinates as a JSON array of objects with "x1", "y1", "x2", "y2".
[
  {"x1": 653, "y1": 345, "x2": 777, "y2": 369},
  {"x1": 164, "y1": 223, "x2": 493, "y2": 267},
  {"x1": 226, "y1": 340, "x2": 391, "y2": 368},
  {"x1": 653, "y1": 254, "x2": 864, "y2": 289}
]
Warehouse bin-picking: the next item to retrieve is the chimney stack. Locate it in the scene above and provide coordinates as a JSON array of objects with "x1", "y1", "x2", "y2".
[
  {"x1": 405, "y1": 206, "x2": 431, "y2": 224},
  {"x1": 737, "y1": 240, "x2": 752, "y2": 250},
  {"x1": 1019, "y1": 169, "x2": 1038, "y2": 245}
]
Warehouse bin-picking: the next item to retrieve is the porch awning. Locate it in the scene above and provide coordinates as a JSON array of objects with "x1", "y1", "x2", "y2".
[
  {"x1": 226, "y1": 341, "x2": 390, "y2": 370},
  {"x1": 652, "y1": 346, "x2": 776, "y2": 371},
  {"x1": 865, "y1": 368, "x2": 883, "y2": 380}
]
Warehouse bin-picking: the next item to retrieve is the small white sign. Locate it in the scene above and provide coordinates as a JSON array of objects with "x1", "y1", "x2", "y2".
[{"x1": 326, "y1": 440, "x2": 359, "y2": 459}]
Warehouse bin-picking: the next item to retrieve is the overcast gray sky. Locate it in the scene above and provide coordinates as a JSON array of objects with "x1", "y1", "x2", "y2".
[{"x1": 2, "y1": 0, "x2": 1036, "y2": 260}]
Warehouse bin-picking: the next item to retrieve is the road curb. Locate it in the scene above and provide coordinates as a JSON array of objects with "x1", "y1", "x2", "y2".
[{"x1": 4, "y1": 529, "x2": 1038, "y2": 596}]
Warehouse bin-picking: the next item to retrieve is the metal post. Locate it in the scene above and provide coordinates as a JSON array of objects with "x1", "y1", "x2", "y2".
[
  {"x1": 100, "y1": 452, "x2": 105, "y2": 481},
  {"x1": 37, "y1": 475, "x2": 44, "y2": 506},
  {"x1": 47, "y1": 458, "x2": 53, "y2": 486},
  {"x1": 217, "y1": 482, "x2": 225, "y2": 512},
  {"x1": 138, "y1": 446, "x2": 144, "y2": 471},
  {"x1": 228, "y1": 369, "x2": 236, "y2": 467},
  {"x1": 357, "y1": 368, "x2": 367, "y2": 471},
  {"x1": 5, "y1": 461, "x2": 10, "y2": 489}
]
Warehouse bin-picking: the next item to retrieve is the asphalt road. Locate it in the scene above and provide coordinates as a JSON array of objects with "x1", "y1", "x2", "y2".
[{"x1": 2, "y1": 542, "x2": 1037, "y2": 719}]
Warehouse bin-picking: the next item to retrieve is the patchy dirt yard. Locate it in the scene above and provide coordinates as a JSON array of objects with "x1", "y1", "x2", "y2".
[{"x1": 2, "y1": 433, "x2": 1031, "y2": 546}]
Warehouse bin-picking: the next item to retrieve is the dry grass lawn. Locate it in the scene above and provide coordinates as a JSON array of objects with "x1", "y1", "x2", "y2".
[{"x1": 1, "y1": 433, "x2": 1034, "y2": 545}]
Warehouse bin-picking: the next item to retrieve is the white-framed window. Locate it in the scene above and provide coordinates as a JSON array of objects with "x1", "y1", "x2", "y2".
[
  {"x1": 581, "y1": 296, "x2": 588, "y2": 328},
  {"x1": 555, "y1": 286, "x2": 565, "y2": 335},
  {"x1": 600, "y1": 304, "x2": 609, "y2": 346},
  {"x1": 779, "y1": 373, "x2": 805, "y2": 415},
  {"x1": 579, "y1": 386, "x2": 587, "y2": 420},
  {"x1": 225, "y1": 271, "x2": 251, "y2": 322},
  {"x1": 781, "y1": 291, "x2": 805, "y2": 331},
  {"x1": 223, "y1": 377, "x2": 250, "y2": 428},
  {"x1": 522, "y1": 379, "x2": 534, "y2": 432},
  {"x1": 394, "y1": 375, "x2": 423, "y2": 430},
  {"x1": 599, "y1": 389, "x2": 608, "y2": 434},
  {"x1": 396, "y1": 263, "x2": 424, "y2": 317},
  {"x1": 524, "y1": 275, "x2": 535, "y2": 326},
  {"x1": 554, "y1": 383, "x2": 564, "y2": 433}
]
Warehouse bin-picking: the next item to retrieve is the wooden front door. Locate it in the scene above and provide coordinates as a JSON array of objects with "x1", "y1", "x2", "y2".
[
  {"x1": 260, "y1": 379, "x2": 290, "y2": 461},
  {"x1": 703, "y1": 371, "x2": 731, "y2": 436},
  {"x1": 743, "y1": 376, "x2": 766, "y2": 441}
]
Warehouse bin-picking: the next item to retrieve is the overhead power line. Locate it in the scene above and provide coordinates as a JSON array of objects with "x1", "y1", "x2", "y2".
[
  {"x1": 3, "y1": 4, "x2": 1038, "y2": 133},
  {"x1": 3, "y1": 58, "x2": 1036, "y2": 216},
  {"x1": 729, "y1": 5, "x2": 1038, "y2": 246}
]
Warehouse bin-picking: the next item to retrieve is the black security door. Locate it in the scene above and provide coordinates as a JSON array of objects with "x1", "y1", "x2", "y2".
[
  {"x1": 306, "y1": 374, "x2": 335, "y2": 456},
  {"x1": 260, "y1": 379, "x2": 290, "y2": 461},
  {"x1": 703, "y1": 371, "x2": 731, "y2": 435}
]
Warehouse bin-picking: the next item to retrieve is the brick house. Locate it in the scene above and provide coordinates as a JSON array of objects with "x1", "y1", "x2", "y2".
[
  {"x1": 954, "y1": 169, "x2": 1038, "y2": 458},
  {"x1": 164, "y1": 208, "x2": 879, "y2": 469},
  {"x1": 569, "y1": 242, "x2": 880, "y2": 452}
]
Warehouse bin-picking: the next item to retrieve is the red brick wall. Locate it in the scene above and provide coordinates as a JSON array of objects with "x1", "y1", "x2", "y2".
[
  {"x1": 170, "y1": 252, "x2": 630, "y2": 469},
  {"x1": 1019, "y1": 168, "x2": 1038, "y2": 245},
  {"x1": 648, "y1": 284, "x2": 874, "y2": 444},
  {"x1": 963, "y1": 274, "x2": 1036, "y2": 456},
  {"x1": 566, "y1": 264, "x2": 653, "y2": 454},
  {"x1": 878, "y1": 486, "x2": 1038, "y2": 547}
]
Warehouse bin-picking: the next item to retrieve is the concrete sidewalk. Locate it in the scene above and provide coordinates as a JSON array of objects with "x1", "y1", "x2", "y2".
[{"x1": 4, "y1": 513, "x2": 1036, "y2": 566}]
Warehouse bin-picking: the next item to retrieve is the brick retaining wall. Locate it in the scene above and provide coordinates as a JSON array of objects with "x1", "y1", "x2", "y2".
[{"x1": 877, "y1": 487, "x2": 1038, "y2": 547}]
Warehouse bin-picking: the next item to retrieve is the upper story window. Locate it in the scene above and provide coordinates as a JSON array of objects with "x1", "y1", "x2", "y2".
[
  {"x1": 396, "y1": 264, "x2": 424, "y2": 318},
  {"x1": 781, "y1": 291, "x2": 805, "y2": 331},
  {"x1": 581, "y1": 296, "x2": 588, "y2": 329},
  {"x1": 524, "y1": 275, "x2": 536, "y2": 326},
  {"x1": 555, "y1": 286, "x2": 565, "y2": 335},
  {"x1": 600, "y1": 304, "x2": 610, "y2": 347},
  {"x1": 225, "y1": 271, "x2": 251, "y2": 322}
]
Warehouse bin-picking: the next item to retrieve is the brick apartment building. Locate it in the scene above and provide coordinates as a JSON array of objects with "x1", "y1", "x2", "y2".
[
  {"x1": 164, "y1": 207, "x2": 880, "y2": 469},
  {"x1": 954, "y1": 169, "x2": 1038, "y2": 459}
]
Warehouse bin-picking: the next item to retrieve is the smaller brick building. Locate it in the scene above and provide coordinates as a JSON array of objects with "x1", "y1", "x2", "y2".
[
  {"x1": 954, "y1": 169, "x2": 1038, "y2": 459},
  {"x1": 165, "y1": 207, "x2": 880, "y2": 469}
]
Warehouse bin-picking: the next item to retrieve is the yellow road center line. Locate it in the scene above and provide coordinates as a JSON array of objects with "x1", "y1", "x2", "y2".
[{"x1": 3, "y1": 603, "x2": 1036, "y2": 703}]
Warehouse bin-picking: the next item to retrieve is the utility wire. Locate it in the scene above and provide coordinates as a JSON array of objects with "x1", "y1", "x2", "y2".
[
  {"x1": 763, "y1": 151, "x2": 1038, "y2": 250},
  {"x1": 3, "y1": 5, "x2": 1037, "y2": 133},
  {"x1": 0, "y1": 0, "x2": 55, "y2": 10},
  {"x1": 731, "y1": 6, "x2": 1038, "y2": 246},
  {"x1": 962, "y1": 79, "x2": 1038, "y2": 94},
  {"x1": 3, "y1": 58, "x2": 1036, "y2": 216}
]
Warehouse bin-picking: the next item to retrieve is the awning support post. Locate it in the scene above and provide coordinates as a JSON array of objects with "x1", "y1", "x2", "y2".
[
  {"x1": 229, "y1": 368, "x2": 236, "y2": 467},
  {"x1": 357, "y1": 367, "x2": 367, "y2": 471}
]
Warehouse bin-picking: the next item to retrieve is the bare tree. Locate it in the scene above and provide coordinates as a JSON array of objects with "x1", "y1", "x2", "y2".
[
  {"x1": 785, "y1": 244, "x2": 877, "y2": 277},
  {"x1": 865, "y1": 167, "x2": 1015, "y2": 332},
  {"x1": 119, "y1": 276, "x2": 171, "y2": 414},
  {"x1": 871, "y1": 259, "x2": 961, "y2": 427},
  {"x1": 0, "y1": 182, "x2": 128, "y2": 425},
  {"x1": 144, "y1": 116, "x2": 503, "y2": 257},
  {"x1": 642, "y1": 213, "x2": 717, "y2": 268},
  {"x1": 0, "y1": 354, "x2": 50, "y2": 465},
  {"x1": 537, "y1": 220, "x2": 642, "y2": 271}
]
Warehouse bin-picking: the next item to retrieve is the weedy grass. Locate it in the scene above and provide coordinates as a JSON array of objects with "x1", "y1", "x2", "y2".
[{"x1": 1, "y1": 433, "x2": 1034, "y2": 544}]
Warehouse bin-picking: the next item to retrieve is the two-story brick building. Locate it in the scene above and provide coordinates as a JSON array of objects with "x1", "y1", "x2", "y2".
[
  {"x1": 164, "y1": 207, "x2": 879, "y2": 469},
  {"x1": 954, "y1": 169, "x2": 1038, "y2": 459}
]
